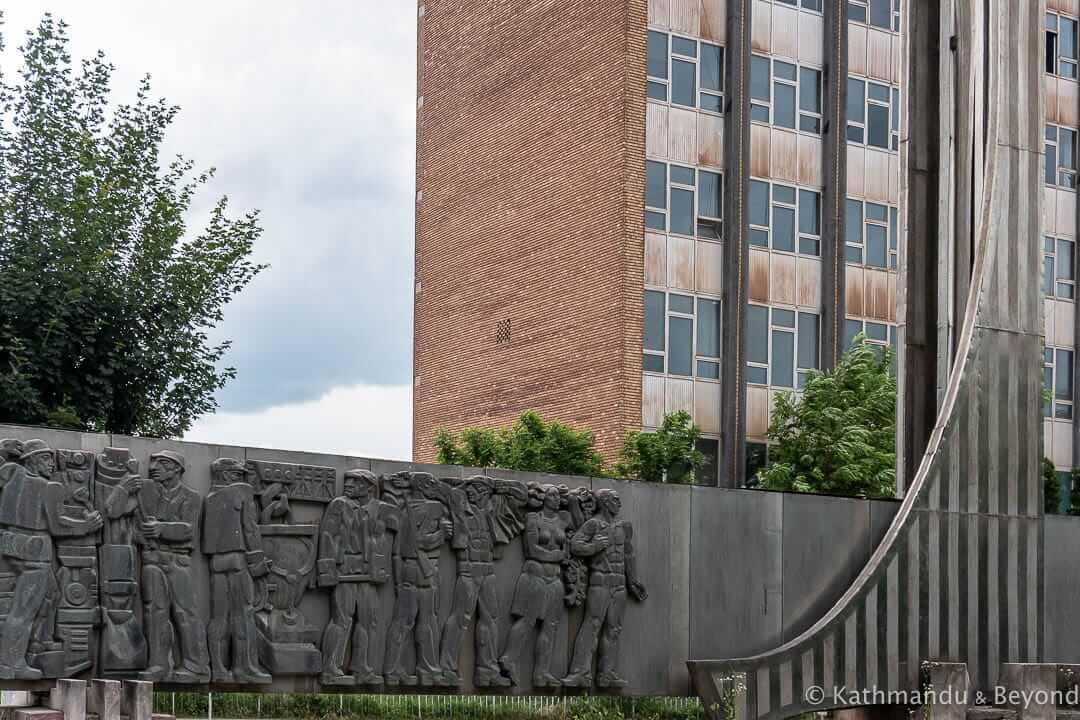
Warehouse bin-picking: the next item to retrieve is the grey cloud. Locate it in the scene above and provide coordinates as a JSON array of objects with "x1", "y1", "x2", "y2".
[{"x1": 4, "y1": 1, "x2": 416, "y2": 412}]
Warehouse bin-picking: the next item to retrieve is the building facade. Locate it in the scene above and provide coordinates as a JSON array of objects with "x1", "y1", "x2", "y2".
[{"x1": 414, "y1": 0, "x2": 1076, "y2": 489}]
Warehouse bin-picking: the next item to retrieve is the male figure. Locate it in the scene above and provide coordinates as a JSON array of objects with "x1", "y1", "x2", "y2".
[
  {"x1": 437, "y1": 475, "x2": 527, "y2": 687},
  {"x1": 136, "y1": 451, "x2": 211, "y2": 682},
  {"x1": 383, "y1": 472, "x2": 451, "y2": 686},
  {"x1": 318, "y1": 470, "x2": 395, "y2": 685},
  {"x1": 561, "y1": 489, "x2": 647, "y2": 688},
  {"x1": 202, "y1": 458, "x2": 272, "y2": 683},
  {"x1": 0, "y1": 440, "x2": 103, "y2": 679}
]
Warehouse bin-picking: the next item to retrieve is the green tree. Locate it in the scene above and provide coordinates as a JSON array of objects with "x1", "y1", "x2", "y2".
[
  {"x1": 0, "y1": 16, "x2": 264, "y2": 437},
  {"x1": 757, "y1": 335, "x2": 896, "y2": 498},
  {"x1": 434, "y1": 410, "x2": 605, "y2": 476},
  {"x1": 616, "y1": 410, "x2": 704, "y2": 483},
  {"x1": 1069, "y1": 468, "x2": 1080, "y2": 516},
  {"x1": 1043, "y1": 457, "x2": 1063, "y2": 514}
]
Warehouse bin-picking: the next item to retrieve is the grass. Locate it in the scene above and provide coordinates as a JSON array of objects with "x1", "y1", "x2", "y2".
[{"x1": 154, "y1": 693, "x2": 705, "y2": 720}]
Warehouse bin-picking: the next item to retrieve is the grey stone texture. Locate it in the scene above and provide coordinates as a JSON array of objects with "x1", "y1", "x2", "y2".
[{"x1": 0, "y1": 423, "x2": 905, "y2": 696}]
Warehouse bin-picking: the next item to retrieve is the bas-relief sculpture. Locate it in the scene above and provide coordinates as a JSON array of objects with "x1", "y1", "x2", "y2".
[{"x1": 0, "y1": 439, "x2": 646, "y2": 691}]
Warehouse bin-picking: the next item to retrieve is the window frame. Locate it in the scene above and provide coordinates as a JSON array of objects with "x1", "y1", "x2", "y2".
[
  {"x1": 750, "y1": 55, "x2": 824, "y2": 136},
  {"x1": 1045, "y1": 346, "x2": 1075, "y2": 420},
  {"x1": 746, "y1": 305, "x2": 821, "y2": 389},
  {"x1": 645, "y1": 160, "x2": 724, "y2": 240},
  {"x1": 1044, "y1": 235, "x2": 1076, "y2": 300},
  {"x1": 845, "y1": 199, "x2": 899, "y2": 269},
  {"x1": 642, "y1": 291, "x2": 723, "y2": 381},
  {"x1": 1047, "y1": 11, "x2": 1079, "y2": 78},
  {"x1": 749, "y1": 180, "x2": 822, "y2": 257},
  {"x1": 1046, "y1": 124, "x2": 1078, "y2": 189},
  {"x1": 647, "y1": 30, "x2": 726, "y2": 114},
  {"x1": 847, "y1": 75, "x2": 900, "y2": 151}
]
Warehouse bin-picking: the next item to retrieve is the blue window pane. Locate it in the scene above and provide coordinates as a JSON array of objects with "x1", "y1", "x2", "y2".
[
  {"x1": 751, "y1": 104, "x2": 771, "y2": 122},
  {"x1": 671, "y1": 165, "x2": 695, "y2": 185},
  {"x1": 1044, "y1": 256, "x2": 1055, "y2": 296},
  {"x1": 1047, "y1": 143, "x2": 1058, "y2": 185},
  {"x1": 847, "y1": 78, "x2": 865, "y2": 122},
  {"x1": 697, "y1": 299, "x2": 721, "y2": 357},
  {"x1": 699, "y1": 171, "x2": 721, "y2": 219},
  {"x1": 869, "y1": 0, "x2": 890, "y2": 28},
  {"x1": 1057, "y1": 349, "x2": 1074, "y2": 401},
  {"x1": 773, "y1": 185, "x2": 796, "y2": 205},
  {"x1": 748, "y1": 305, "x2": 769, "y2": 364},
  {"x1": 700, "y1": 93, "x2": 722, "y2": 113},
  {"x1": 672, "y1": 36, "x2": 697, "y2": 57},
  {"x1": 866, "y1": 202, "x2": 888, "y2": 221},
  {"x1": 647, "y1": 31, "x2": 669, "y2": 78},
  {"x1": 773, "y1": 309, "x2": 795, "y2": 328},
  {"x1": 798, "y1": 313, "x2": 819, "y2": 369},
  {"x1": 646, "y1": 161, "x2": 666, "y2": 208},
  {"x1": 845, "y1": 319, "x2": 863, "y2": 347},
  {"x1": 647, "y1": 81, "x2": 668, "y2": 101},
  {"x1": 671, "y1": 188, "x2": 694, "y2": 235},
  {"x1": 697, "y1": 360, "x2": 720, "y2": 379},
  {"x1": 1058, "y1": 239, "x2": 1075, "y2": 280},
  {"x1": 701, "y1": 44, "x2": 723, "y2": 91},
  {"x1": 750, "y1": 229, "x2": 770, "y2": 247},
  {"x1": 846, "y1": 200, "x2": 863, "y2": 244},
  {"x1": 774, "y1": 61, "x2": 797, "y2": 81},
  {"x1": 774, "y1": 83, "x2": 796, "y2": 128},
  {"x1": 751, "y1": 56, "x2": 771, "y2": 101},
  {"x1": 848, "y1": 2, "x2": 867, "y2": 22},
  {"x1": 669, "y1": 293, "x2": 694, "y2": 314},
  {"x1": 799, "y1": 190, "x2": 820, "y2": 234},
  {"x1": 867, "y1": 224, "x2": 888, "y2": 267},
  {"x1": 847, "y1": 124, "x2": 865, "y2": 143},
  {"x1": 865, "y1": 322, "x2": 888, "y2": 341},
  {"x1": 772, "y1": 330, "x2": 795, "y2": 388},
  {"x1": 643, "y1": 353, "x2": 664, "y2": 373},
  {"x1": 868, "y1": 104, "x2": 890, "y2": 148},
  {"x1": 669, "y1": 316, "x2": 693, "y2": 376},
  {"x1": 800, "y1": 68, "x2": 821, "y2": 113},
  {"x1": 750, "y1": 180, "x2": 770, "y2": 226},
  {"x1": 747, "y1": 365, "x2": 768, "y2": 385},
  {"x1": 672, "y1": 59, "x2": 696, "y2": 107},
  {"x1": 1063, "y1": 18, "x2": 1077, "y2": 60},
  {"x1": 644, "y1": 291, "x2": 665, "y2": 351},
  {"x1": 846, "y1": 245, "x2": 863, "y2": 263},
  {"x1": 773, "y1": 206, "x2": 796, "y2": 252},
  {"x1": 646, "y1": 211, "x2": 666, "y2": 230}
]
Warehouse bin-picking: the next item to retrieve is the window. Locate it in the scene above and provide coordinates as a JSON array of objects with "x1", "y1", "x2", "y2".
[
  {"x1": 772, "y1": 0, "x2": 823, "y2": 11},
  {"x1": 849, "y1": 0, "x2": 900, "y2": 32},
  {"x1": 1048, "y1": 13, "x2": 1079, "y2": 78},
  {"x1": 645, "y1": 161, "x2": 723, "y2": 238},
  {"x1": 647, "y1": 31, "x2": 725, "y2": 112},
  {"x1": 1046, "y1": 124, "x2": 1078, "y2": 188},
  {"x1": 1044, "y1": 235, "x2": 1076, "y2": 299},
  {"x1": 749, "y1": 180, "x2": 821, "y2": 256},
  {"x1": 848, "y1": 76, "x2": 900, "y2": 150},
  {"x1": 643, "y1": 291, "x2": 722, "y2": 379},
  {"x1": 750, "y1": 56, "x2": 822, "y2": 134},
  {"x1": 696, "y1": 438, "x2": 719, "y2": 485},
  {"x1": 1045, "y1": 347, "x2": 1074, "y2": 420},
  {"x1": 845, "y1": 319, "x2": 897, "y2": 372},
  {"x1": 746, "y1": 442, "x2": 768, "y2": 486},
  {"x1": 747, "y1": 305, "x2": 821, "y2": 388},
  {"x1": 845, "y1": 199, "x2": 898, "y2": 269}
]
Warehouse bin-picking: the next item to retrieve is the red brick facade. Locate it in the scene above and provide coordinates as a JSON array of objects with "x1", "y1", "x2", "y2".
[{"x1": 413, "y1": 0, "x2": 648, "y2": 463}]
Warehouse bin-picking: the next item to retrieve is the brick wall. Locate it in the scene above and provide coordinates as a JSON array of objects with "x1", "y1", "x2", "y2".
[{"x1": 413, "y1": 0, "x2": 647, "y2": 462}]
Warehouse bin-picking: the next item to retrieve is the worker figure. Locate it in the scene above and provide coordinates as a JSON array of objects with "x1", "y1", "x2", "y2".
[
  {"x1": 437, "y1": 475, "x2": 527, "y2": 687},
  {"x1": 202, "y1": 457, "x2": 271, "y2": 684},
  {"x1": 383, "y1": 472, "x2": 451, "y2": 686},
  {"x1": 318, "y1": 469, "x2": 395, "y2": 686},
  {"x1": 0, "y1": 439, "x2": 103, "y2": 679},
  {"x1": 561, "y1": 489, "x2": 647, "y2": 688}
]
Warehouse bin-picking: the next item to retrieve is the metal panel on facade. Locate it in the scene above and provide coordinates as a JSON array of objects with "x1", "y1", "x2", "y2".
[
  {"x1": 668, "y1": 235, "x2": 695, "y2": 289},
  {"x1": 695, "y1": 380, "x2": 722, "y2": 433},
  {"x1": 797, "y1": 134, "x2": 823, "y2": 188},
  {"x1": 646, "y1": 231, "x2": 668, "y2": 286},
  {"x1": 770, "y1": 128, "x2": 799, "y2": 182},
  {"x1": 749, "y1": 247, "x2": 771, "y2": 302},
  {"x1": 701, "y1": 0, "x2": 726, "y2": 42},
  {"x1": 668, "y1": 107, "x2": 697, "y2": 164},
  {"x1": 647, "y1": 102, "x2": 670, "y2": 159},
  {"x1": 698, "y1": 112, "x2": 725, "y2": 168},
  {"x1": 751, "y1": 0, "x2": 771, "y2": 53},
  {"x1": 796, "y1": 256, "x2": 822, "y2": 309},
  {"x1": 770, "y1": 252, "x2": 797, "y2": 306},
  {"x1": 750, "y1": 123, "x2": 771, "y2": 178},
  {"x1": 696, "y1": 240, "x2": 724, "y2": 294},
  {"x1": 643, "y1": 373, "x2": 666, "y2": 427},
  {"x1": 670, "y1": 0, "x2": 702, "y2": 35}
]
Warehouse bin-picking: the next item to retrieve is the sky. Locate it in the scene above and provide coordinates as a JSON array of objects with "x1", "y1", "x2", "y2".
[{"x1": 2, "y1": 2, "x2": 417, "y2": 459}]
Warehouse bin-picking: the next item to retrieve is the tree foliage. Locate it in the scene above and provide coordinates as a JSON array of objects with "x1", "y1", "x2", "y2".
[
  {"x1": 434, "y1": 410, "x2": 606, "y2": 476},
  {"x1": 616, "y1": 410, "x2": 704, "y2": 483},
  {"x1": 1043, "y1": 457, "x2": 1062, "y2": 514},
  {"x1": 0, "y1": 16, "x2": 265, "y2": 437},
  {"x1": 757, "y1": 335, "x2": 896, "y2": 498},
  {"x1": 434, "y1": 410, "x2": 706, "y2": 482}
]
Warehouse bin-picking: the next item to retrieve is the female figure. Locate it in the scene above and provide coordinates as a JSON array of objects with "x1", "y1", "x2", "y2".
[{"x1": 499, "y1": 484, "x2": 570, "y2": 687}]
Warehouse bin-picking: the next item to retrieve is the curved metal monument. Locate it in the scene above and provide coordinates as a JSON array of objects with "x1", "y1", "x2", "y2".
[{"x1": 689, "y1": 0, "x2": 1045, "y2": 716}]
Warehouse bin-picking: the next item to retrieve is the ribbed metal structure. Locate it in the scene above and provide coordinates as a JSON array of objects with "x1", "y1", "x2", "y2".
[{"x1": 689, "y1": 0, "x2": 1045, "y2": 716}]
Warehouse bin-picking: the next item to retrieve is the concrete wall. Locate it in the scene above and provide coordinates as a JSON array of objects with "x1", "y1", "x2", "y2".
[{"x1": 0, "y1": 424, "x2": 897, "y2": 696}]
